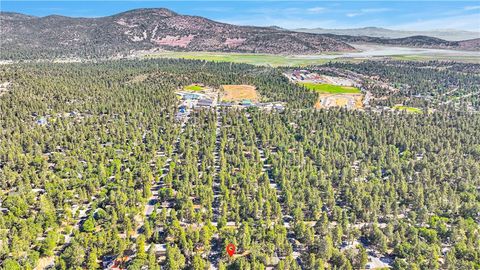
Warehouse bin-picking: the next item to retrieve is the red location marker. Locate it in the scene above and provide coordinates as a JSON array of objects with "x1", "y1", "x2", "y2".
[{"x1": 226, "y1": 243, "x2": 236, "y2": 257}]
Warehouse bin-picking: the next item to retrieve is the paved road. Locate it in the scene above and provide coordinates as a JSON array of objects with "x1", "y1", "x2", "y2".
[{"x1": 209, "y1": 108, "x2": 223, "y2": 270}]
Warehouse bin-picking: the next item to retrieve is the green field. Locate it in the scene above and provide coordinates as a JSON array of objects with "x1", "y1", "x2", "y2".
[
  {"x1": 144, "y1": 51, "x2": 354, "y2": 67},
  {"x1": 143, "y1": 51, "x2": 480, "y2": 67},
  {"x1": 184, "y1": 84, "x2": 204, "y2": 91},
  {"x1": 300, "y1": 83, "x2": 361, "y2": 94},
  {"x1": 392, "y1": 54, "x2": 480, "y2": 63},
  {"x1": 393, "y1": 105, "x2": 423, "y2": 113}
]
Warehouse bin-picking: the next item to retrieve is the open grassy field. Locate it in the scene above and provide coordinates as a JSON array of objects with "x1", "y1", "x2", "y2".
[
  {"x1": 184, "y1": 84, "x2": 204, "y2": 91},
  {"x1": 301, "y1": 83, "x2": 361, "y2": 94},
  {"x1": 393, "y1": 105, "x2": 423, "y2": 113},
  {"x1": 222, "y1": 85, "x2": 259, "y2": 101},
  {"x1": 144, "y1": 51, "x2": 351, "y2": 67},
  {"x1": 391, "y1": 54, "x2": 480, "y2": 63},
  {"x1": 142, "y1": 49, "x2": 480, "y2": 67}
]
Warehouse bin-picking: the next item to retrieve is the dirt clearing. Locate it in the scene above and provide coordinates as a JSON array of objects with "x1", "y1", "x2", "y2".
[
  {"x1": 221, "y1": 84, "x2": 259, "y2": 102},
  {"x1": 315, "y1": 93, "x2": 364, "y2": 109}
]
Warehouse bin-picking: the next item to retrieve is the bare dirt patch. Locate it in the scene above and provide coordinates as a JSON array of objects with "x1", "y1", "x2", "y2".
[
  {"x1": 34, "y1": 256, "x2": 54, "y2": 270},
  {"x1": 152, "y1": 35, "x2": 195, "y2": 48},
  {"x1": 221, "y1": 84, "x2": 259, "y2": 102},
  {"x1": 315, "y1": 93, "x2": 364, "y2": 109},
  {"x1": 224, "y1": 38, "x2": 246, "y2": 47}
]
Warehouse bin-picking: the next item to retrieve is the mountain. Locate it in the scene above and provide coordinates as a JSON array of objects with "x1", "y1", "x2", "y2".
[
  {"x1": 1, "y1": 9, "x2": 478, "y2": 60},
  {"x1": 0, "y1": 8, "x2": 355, "y2": 59},
  {"x1": 321, "y1": 34, "x2": 480, "y2": 51},
  {"x1": 294, "y1": 27, "x2": 480, "y2": 41}
]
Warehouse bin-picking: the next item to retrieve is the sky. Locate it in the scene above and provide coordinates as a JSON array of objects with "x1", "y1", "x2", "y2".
[{"x1": 1, "y1": 1, "x2": 480, "y2": 31}]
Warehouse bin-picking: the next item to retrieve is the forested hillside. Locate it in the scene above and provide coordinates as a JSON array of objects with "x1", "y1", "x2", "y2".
[
  {"x1": 0, "y1": 8, "x2": 354, "y2": 60},
  {"x1": 0, "y1": 59, "x2": 479, "y2": 270}
]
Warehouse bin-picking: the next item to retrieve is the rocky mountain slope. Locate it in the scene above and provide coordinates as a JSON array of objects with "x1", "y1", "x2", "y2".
[{"x1": 0, "y1": 8, "x2": 355, "y2": 59}]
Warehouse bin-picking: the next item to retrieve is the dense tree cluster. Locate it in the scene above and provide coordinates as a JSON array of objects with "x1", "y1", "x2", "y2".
[{"x1": 0, "y1": 59, "x2": 478, "y2": 270}]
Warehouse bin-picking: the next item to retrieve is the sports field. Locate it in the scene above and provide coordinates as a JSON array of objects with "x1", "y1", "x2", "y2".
[
  {"x1": 300, "y1": 83, "x2": 361, "y2": 94},
  {"x1": 222, "y1": 85, "x2": 259, "y2": 101}
]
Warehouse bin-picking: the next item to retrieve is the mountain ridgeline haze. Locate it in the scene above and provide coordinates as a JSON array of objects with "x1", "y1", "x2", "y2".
[
  {"x1": 294, "y1": 27, "x2": 480, "y2": 41},
  {"x1": 1, "y1": 8, "x2": 479, "y2": 60}
]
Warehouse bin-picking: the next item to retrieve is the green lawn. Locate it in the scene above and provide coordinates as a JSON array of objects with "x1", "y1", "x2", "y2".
[
  {"x1": 300, "y1": 83, "x2": 361, "y2": 94},
  {"x1": 393, "y1": 105, "x2": 423, "y2": 113},
  {"x1": 184, "y1": 84, "x2": 204, "y2": 91}
]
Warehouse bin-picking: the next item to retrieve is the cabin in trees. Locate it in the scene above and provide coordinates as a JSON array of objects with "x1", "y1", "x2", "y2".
[
  {"x1": 36, "y1": 117, "x2": 47, "y2": 125},
  {"x1": 196, "y1": 99, "x2": 214, "y2": 108},
  {"x1": 102, "y1": 254, "x2": 132, "y2": 269}
]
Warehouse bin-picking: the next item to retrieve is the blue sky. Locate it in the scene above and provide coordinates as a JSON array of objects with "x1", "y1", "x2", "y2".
[{"x1": 1, "y1": 1, "x2": 480, "y2": 31}]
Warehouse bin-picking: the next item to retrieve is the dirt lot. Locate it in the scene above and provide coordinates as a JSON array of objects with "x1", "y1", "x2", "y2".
[
  {"x1": 221, "y1": 84, "x2": 259, "y2": 102},
  {"x1": 315, "y1": 93, "x2": 364, "y2": 109}
]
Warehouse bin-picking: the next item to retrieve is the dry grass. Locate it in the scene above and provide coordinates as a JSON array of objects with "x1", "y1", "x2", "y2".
[{"x1": 221, "y1": 85, "x2": 259, "y2": 102}]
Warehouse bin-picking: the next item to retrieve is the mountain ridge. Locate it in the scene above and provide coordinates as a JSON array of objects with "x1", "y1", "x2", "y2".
[
  {"x1": 0, "y1": 8, "x2": 355, "y2": 59},
  {"x1": 1, "y1": 8, "x2": 478, "y2": 60},
  {"x1": 320, "y1": 34, "x2": 480, "y2": 50},
  {"x1": 294, "y1": 26, "x2": 480, "y2": 41}
]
